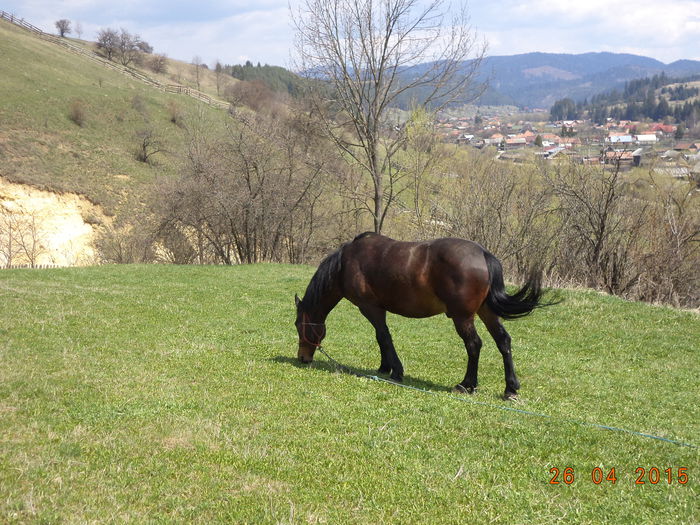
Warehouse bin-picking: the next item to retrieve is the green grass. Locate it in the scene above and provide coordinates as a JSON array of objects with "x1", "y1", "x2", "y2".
[
  {"x1": 0, "y1": 19, "x2": 228, "y2": 214},
  {"x1": 0, "y1": 265, "x2": 698, "y2": 523}
]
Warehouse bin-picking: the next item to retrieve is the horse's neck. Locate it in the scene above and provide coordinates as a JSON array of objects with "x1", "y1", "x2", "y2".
[{"x1": 306, "y1": 288, "x2": 342, "y2": 322}]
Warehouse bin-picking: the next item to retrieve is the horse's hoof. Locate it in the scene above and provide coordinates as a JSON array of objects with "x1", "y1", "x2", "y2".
[
  {"x1": 453, "y1": 384, "x2": 475, "y2": 394},
  {"x1": 503, "y1": 391, "x2": 519, "y2": 401}
]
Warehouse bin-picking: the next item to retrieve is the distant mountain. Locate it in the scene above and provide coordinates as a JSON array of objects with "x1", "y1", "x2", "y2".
[
  {"x1": 474, "y1": 52, "x2": 700, "y2": 108},
  {"x1": 396, "y1": 52, "x2": 700, "y2": 109}
]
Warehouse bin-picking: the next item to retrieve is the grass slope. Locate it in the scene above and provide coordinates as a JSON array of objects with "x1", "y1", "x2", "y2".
[
  {"x1": 0, "y1": 265, "x2": 698, "y2": 523},
  {"x1": 0, "y1": 19, "x2": 228, "y2": 214}
]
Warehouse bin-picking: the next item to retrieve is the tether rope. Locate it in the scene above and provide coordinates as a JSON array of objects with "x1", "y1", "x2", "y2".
[{"x1": 316, "y1": 346, "x2": 698, "y2": 449}]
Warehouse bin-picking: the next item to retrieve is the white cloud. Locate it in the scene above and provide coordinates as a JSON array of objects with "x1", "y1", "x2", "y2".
[
  {"x1": 3, "y1": 0, "x2": 296, "y2": 65},
  {"x1": 144, "y1": 8, "x2": 294, "y2": 66},
  {"x1": 3, "y1": 0, "x2": 700, "y2": 65},
  {"x1": 476, "y1": 0, "x2": 700, "y2": 62}
]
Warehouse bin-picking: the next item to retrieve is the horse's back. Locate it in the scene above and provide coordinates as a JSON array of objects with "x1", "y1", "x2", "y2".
[{"x1": 340, "y1": 234, "x2": 490, "y2": 318}]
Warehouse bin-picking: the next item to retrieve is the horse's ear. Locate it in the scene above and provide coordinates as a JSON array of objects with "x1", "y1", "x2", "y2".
[{"x1": 294, "y1": 294, "x2": 300, "y2": 307}]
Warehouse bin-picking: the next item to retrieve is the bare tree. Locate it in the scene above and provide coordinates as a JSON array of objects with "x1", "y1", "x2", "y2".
[
  {"x1": 152, "y1": 106, "x2": 329, "y2": 264},
  {"x1": 74, "y1": 21, "x2": 83, "y2": 40},
  {"x1": 96, "y1": 28, "x2": 119, "y2": 61},
  {"x1": 214, "y1": 60, "x2": 224, "y2": 96},
  {"x1": 117, "y1": 28, "x2": 142, "y2": 67},
  {"x1": 149, "y1": 53, "x2": 168, "y2": 74},
  {"x1": 192, "y1": 56, "x2": 203, "y2": 91},
  {"x1": 544, "y1": 161, "x2": 650, "y2": 294},
  {"x1": 224, "y1": 79, "x2": 277, "y2": 113},
  {"x1": 0, "y1": 205, "x2": 47, "y2": 268},
  {"x1": 0, "y1": 205, "x2": 21, "y2": 267},
  {"x1": 16, "y1": 210, "x2": 47, "y2": 268},
  {"x1": 293, "y1": 0, "x2": 486, "y2": 233},
  {"x1": 95, "y1": 224, "x2": 154, "y2": 264},
  {"x1": 640, "y1": 174, "x2": 700, "y2": 305},
  {"x1": 400, "y1": 106, "x2": 450, "y2": 237},
  {"x1": 55, "y1": 19, "x2": 71, "y2": 37},
  {"x1": 135, "y1": 129, "x2": 164, "y2": 163}
]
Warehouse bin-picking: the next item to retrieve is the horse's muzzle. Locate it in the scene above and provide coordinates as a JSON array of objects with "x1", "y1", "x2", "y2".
[{"x1": 297, "y1": 344, "x2": 315, "y2": 363}]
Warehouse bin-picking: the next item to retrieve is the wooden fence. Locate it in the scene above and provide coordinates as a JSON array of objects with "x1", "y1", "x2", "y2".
[
  {"x1": 0, "y1": 11, "x2": 230, "y2": 110},
  {"x1": 1, "y1": 263, "x2": 64, "y2": 270}
]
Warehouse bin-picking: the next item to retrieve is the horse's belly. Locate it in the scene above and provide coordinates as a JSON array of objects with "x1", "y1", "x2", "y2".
[{"x1": 381, "y1": 292, "x2": 447, "y2": 318}]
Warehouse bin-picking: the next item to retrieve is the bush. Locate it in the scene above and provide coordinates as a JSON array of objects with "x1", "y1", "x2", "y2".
[
  {"x1": 131, "y1": 95, "x2": 147, "y2": 116},
  {"x1": 166, "y1": 100, "x2": 184, "y2": 127},
  {"x1": 68, "y1": 99, "x2": 86, "y2": 127},
  {"x1": 149, "y1": 53, "x2": 168, "y2": 74}
]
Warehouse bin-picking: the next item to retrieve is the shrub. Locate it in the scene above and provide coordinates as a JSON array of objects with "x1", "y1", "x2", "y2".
[
  {"x1": 149, "y1": 53, "x2": 168, "y2": 74},
  {"x1": 131, "y1": 95, "x2": 147, "y2": 116},
  {"x1": 166, "y1": 100, "x2": 184, "y2": 127},
  {"x1": 68, "y1": 99, "x2": 86, "y2": 127}
]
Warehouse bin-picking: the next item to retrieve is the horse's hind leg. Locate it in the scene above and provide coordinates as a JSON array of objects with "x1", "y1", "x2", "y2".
[
  {"x1": 452, "y1": 315, "x2": 482, "y2": 394},
  {"x1": 359, "y1": 306, "x2": 404, "y2": 382},
  {"x1": 478, "y1": 306, "x2": 520, "y2": 400}
]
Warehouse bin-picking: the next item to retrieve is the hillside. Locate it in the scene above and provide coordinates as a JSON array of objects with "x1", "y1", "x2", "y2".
[
  {"x1": 1, "y1": 264, "x2": 697, "y2": 522},
  {"x1": 0, "y1": 17, "x2": 230, "y2": 214}
]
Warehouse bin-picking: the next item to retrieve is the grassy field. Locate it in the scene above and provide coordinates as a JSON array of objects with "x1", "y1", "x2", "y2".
[{"x1": 0, "y1": 265, "x2": 697, "y2": 523}]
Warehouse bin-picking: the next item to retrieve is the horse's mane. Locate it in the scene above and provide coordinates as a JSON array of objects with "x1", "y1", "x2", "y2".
[{"x1": 301, "y1": 246, "x2": 345, "y2": 309}]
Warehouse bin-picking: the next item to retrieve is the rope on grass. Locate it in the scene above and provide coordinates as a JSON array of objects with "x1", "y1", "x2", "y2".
[{"x1": 316, "y1": 346, "x2": 698, "y2": 449}]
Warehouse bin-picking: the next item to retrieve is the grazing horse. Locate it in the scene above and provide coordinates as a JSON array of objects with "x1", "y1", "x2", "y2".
[{"x1": 294, "y1": 232, "x2": 553, "y2": 399}]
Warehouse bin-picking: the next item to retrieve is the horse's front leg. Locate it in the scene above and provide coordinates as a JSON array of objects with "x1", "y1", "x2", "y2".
[
  {"x1": 360, "y1": 306, "x2": 403, "y2": 382},
  {"x1": 452, "y1": 315, "x2": 482, "y2": 394}
]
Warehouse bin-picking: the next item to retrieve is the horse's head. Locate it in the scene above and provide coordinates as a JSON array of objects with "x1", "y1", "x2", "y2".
[{"x1": 295, "y1": 294, "x2": 325, "y2": 363}]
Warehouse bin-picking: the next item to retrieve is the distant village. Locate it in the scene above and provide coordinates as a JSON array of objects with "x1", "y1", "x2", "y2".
[{"x1": 438, "y1": 113, "x2": 700, "y2": 182}]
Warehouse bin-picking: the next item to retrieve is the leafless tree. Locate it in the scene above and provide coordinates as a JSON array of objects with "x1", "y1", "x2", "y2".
[
  {"x1": 192, "y1": 56, "x2": 203, "y2": 91},
  {"x1": 55, "y1": 19, "x2": 71, "y2": 37},
  {"x1": 96, "y1": 28, "x2": 119, "y2": 61},
  {"x1": 135, "y1": 129, "x2": 164, "y2": 163},
  {"x1": 544, "y1": 161, "x2": 650, "y2": 295},
  {"x1": 214, "y1": 60, "x2": 224, "y2": 96},
  {"x1": 74, "y1": 21, "x2": 83, "y2": 39},
  {"x1": 293, "y1": 0, "x2": 486, "y2": 233},
  {"x1": 0, "y1": 205, "x2": 47, "y2": 268},
  {"x1": 224, "y1": 79, "x2": 277, "y2": 113},
  {"x1": 639, "y1": 174, "x2": 700, "y2": 305},
  {"x1": 117, "y1": 28, "x2": 142, "y2": 67},
  {"x1": 16, "y1": 210, "x2": 48, "y2": 268},
  {"x1": 441, "y1": 155, "x2": 557, "y2": 279},
  {"x1": 0, "y1": 205, "x2": 21, "y2": 267},
  {"x1": 149, "y1": 53, "x2": 168, "y2": 74},
  {"x1": 95, "y1": 224, "x2": 154, "y2": 264},
  {"x1": 152, "y1": 106, "x2": 330, "y2": 264}
]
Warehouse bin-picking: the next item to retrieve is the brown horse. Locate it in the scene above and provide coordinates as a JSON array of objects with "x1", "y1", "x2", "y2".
[{"x1": 294, "y1": 232, "x2": 553, "y2": 399}]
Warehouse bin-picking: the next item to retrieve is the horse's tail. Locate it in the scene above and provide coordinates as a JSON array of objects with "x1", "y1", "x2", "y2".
[{"x1": 483, "y1": 250, "x2": 552, "y2": 320}]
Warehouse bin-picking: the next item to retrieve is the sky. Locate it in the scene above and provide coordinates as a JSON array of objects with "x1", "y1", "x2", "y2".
[{"x1": 4, "y1": 0, "x2": 700, "y2": 68}]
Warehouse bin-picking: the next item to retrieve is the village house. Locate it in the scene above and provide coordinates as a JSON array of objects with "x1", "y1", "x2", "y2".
[
  {"x1": 674, "y1": 142, "x2": 700, "y2": 152},
  {"x1": 649, "y1": 123, "x2": 677, "y2": 136},
  {"x1": 635, "y1": 134, "x2": 657, "y2": 144},
  {"x1": 602, "y1": 147, "x2": 642, "y2": 168}
]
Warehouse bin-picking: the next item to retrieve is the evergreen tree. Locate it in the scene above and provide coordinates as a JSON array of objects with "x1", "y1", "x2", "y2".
[
  {"x1": 654, "y1": 97, "x2": 671, "y2": 121},
  {"x1": 675, "y1": 124, "x2": 686, "y2": 140}
]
